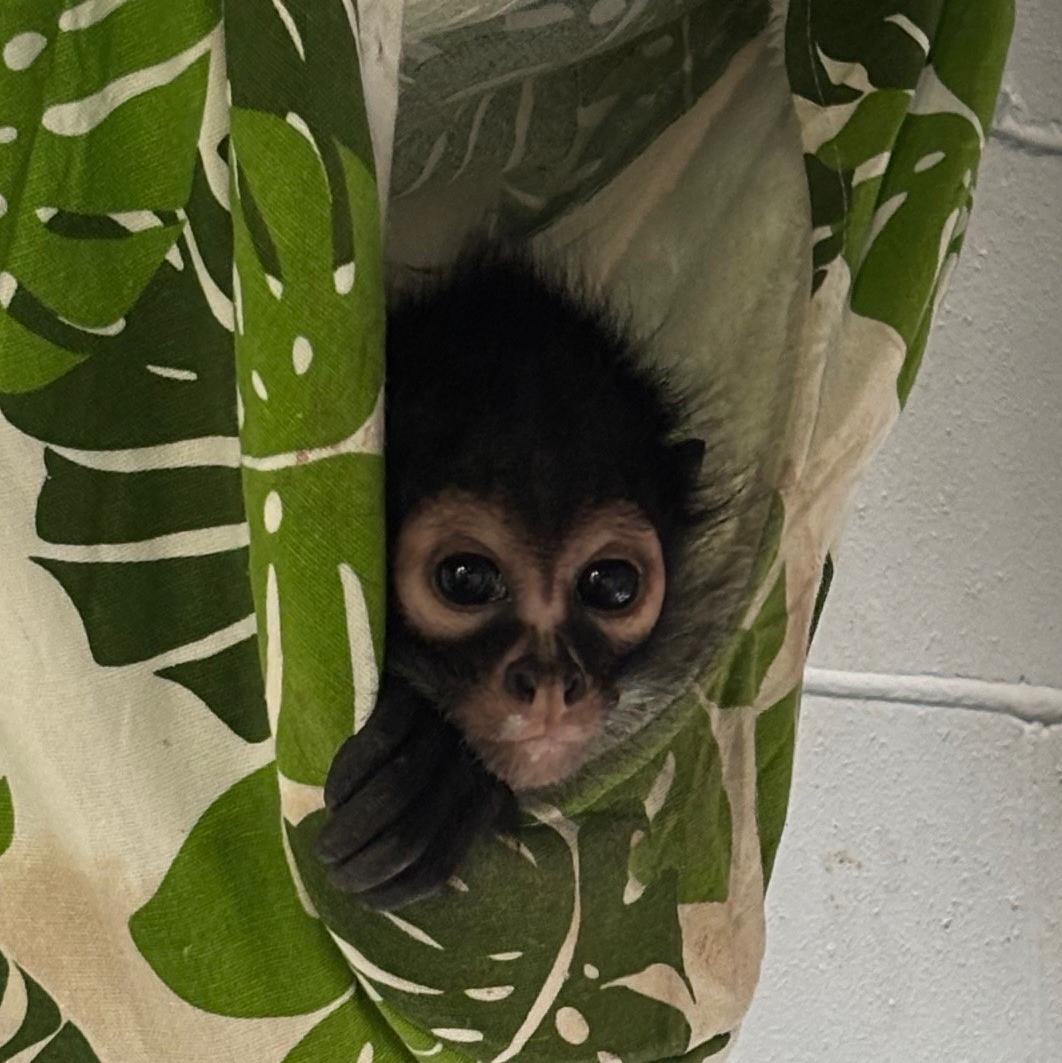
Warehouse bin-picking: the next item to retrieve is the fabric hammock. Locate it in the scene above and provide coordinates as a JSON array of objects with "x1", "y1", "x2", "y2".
[{"x1": 0, "y1": 1, "x2": 1012, "y2": 1060}]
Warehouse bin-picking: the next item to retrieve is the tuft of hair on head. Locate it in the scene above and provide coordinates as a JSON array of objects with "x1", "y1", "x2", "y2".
[{"x1": 384, "y1": 238, "x2": 706, "y2": 541}]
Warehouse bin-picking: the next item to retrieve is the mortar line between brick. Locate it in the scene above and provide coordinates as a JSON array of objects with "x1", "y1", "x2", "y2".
[{"x1": 803, "y1": 667, "x2": 1062, "y2": 725}]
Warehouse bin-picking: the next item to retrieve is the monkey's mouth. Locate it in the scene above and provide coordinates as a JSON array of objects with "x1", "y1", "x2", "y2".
[
  {"x1": 454, "y1": 679, "x2": 611, "y2": 791},
  {"x1": 481, "y1": 730, "x2": 599, "y2": 791}
]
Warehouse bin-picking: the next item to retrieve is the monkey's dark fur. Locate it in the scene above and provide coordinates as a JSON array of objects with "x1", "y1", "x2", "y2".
[
  {"x1": 385, "y1": 251, "x2": 702, "y2": 555},
  {"x1": 316, "y1": 244, "x2": 747, "y2": 910}
]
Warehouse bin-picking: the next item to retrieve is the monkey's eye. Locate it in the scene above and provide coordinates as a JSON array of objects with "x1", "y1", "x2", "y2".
[
  {"x1": 577, "y1": 559, "x2": 640, "y2": 612},
  {"x1": 435, "y1": 553, "x2": 508, "y2": 607}
]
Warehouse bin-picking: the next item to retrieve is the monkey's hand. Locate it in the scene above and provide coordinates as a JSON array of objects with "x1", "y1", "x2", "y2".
[{"x1": 314, "y1": 678, "x2": 518, "y2": 910}]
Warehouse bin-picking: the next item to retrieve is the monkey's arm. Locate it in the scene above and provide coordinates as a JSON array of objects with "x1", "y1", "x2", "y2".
[{"x1": 314, "y1": 676, "x2": 517, "y2": 910}]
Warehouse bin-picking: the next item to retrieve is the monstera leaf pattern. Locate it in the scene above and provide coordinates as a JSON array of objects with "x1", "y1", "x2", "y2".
[
  {"x1": 0, "y1": 952, "x2": 101, "y2": 1061},
  {"x1": 0, "y1": 0, "x2": 372, "y2": 1048},
  {"x1": 393, "y1": 0, "x2": 772, "y2": 231},
  {"x1": 785, "y1": 0, "x2": 1014, "y2": 402},
  {"x1": 0, "y1": 0, "x2": 262, "y2": 747},
  {"x1": 0, "y1": 0, "x2": 1011, "y2": 1060},
  {"x1": 0, "y1": 779, "x2": 11, "y2": 860}
]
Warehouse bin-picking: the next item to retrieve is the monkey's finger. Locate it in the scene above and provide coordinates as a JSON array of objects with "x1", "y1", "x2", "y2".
[
  {"x1": 315, "y1": 716, "x2": 447, "y2": 865},
  {"x1": 323, "y1": 687, "x2": 422, "y2": 810},
  {"x1": 355, "y1": 813, "x2": 484, "y2": 911},
  {"x1": 357, "y1": 774, "x2": 512, "y2": 911},
  {"x1": 326, "y1": 756, "x2": 465, "y2": 894}
]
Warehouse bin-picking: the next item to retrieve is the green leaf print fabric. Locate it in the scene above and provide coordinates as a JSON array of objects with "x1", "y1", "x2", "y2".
[{"x1": 0, "y1": 1, "x2": 1011, "y2": 1060}]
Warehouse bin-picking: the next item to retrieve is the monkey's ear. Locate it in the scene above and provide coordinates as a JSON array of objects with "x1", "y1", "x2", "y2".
[{"x1": 670, "y1": 439, "x2": 706, "y2": 482}]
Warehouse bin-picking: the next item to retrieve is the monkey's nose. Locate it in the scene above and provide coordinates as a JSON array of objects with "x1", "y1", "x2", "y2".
[
  {"x1": 563, "y1": 667, "x2": 587, "y2": 705},
  {"x1": 504, "y1": 658, "x2": 539, "y2": 703},
  {"x1": 504, "y1": 655, "x2": 588, "y2": 707}
]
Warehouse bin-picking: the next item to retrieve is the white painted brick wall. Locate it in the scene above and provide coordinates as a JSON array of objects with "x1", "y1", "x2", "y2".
[{"x1": 734, "y1": 2, "x2": 1062, "y2": 1059}]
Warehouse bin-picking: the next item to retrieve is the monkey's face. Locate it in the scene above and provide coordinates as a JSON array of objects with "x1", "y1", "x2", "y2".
[{"x1": 393, "y1": 491, "x2": 667, "y2": 790}]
